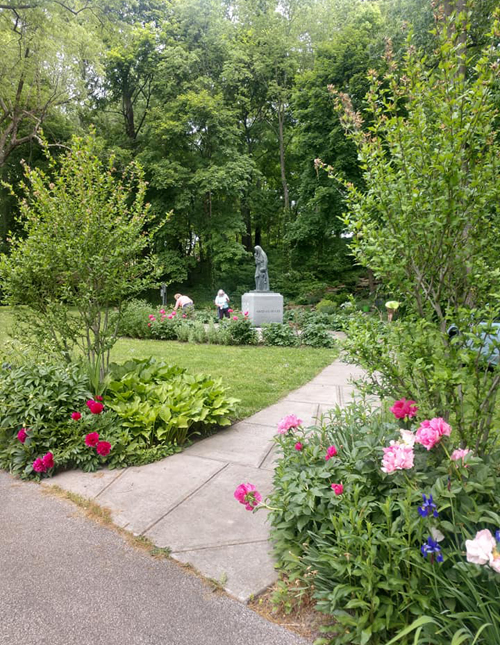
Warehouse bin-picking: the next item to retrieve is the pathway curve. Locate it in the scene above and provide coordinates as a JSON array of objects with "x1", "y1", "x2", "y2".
[{"x1": 44, "y1": 357, "x2": 366, "y2": 602}]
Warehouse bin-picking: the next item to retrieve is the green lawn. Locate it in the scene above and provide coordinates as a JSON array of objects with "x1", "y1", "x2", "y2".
[{"x1": 0, "y1": 307, "x2": 337, "y2": 420}]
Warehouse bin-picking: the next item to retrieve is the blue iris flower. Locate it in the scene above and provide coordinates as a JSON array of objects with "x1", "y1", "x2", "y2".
[
  {"x1": 421, "y1": 537, "x2": 444, "y2": 563},
  {"x1": 496, "y1": 529, "x2": 500, "y2": 543},
  {"x1": 418, "y1": 494, "x2": 439, "y2": 518}
]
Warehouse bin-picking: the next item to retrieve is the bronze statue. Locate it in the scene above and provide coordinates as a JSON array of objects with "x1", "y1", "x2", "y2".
[{"x1": 254, "y1": 245, "x2": 269, "y2": 291}]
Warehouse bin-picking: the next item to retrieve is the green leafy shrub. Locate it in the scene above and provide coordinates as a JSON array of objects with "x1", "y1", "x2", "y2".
[
  {"x1": 118, "y1": 299, "x2": 154, "y2": 338},
  {"x1": 261, "y1": 404, "x2": 500, "y2": 644},
  {"x1": 262, "y1": 323, "x2": 299, "y2": 347},
  {"x1": 187, "y1": 321, "x2": 208, "y2": 344},
  {"x1": 300, "y1": 323, "x2": 336, "y2": 348},
  {"x1": 106, "y1": 357, "x2": 239, "y2": 445},
  {"x1": 221, "y1": 317, "x2": 258, "y2": 345},
  {"x1": 315, "y1": 299, "x2": 338, "y2": 315}
]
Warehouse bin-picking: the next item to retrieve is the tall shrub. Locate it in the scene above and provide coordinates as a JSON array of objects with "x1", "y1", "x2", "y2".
[
  {"x1": 0, "y1": 133, "x2": 159, "y2": 380},
  {"x1": 320, "y1": 10, "x2": 500, "y2": 450}
]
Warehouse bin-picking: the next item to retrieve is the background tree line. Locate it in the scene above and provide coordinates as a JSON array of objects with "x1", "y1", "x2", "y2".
[{"x1": 0, "y1": 0, "x2": 496, "y2": 303}]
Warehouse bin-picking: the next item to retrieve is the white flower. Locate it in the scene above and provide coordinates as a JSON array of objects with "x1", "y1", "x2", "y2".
[
  {"x1": 489, "y1": 551, "x2": 500, "y2": 574},
  {"x1": 466, "y1": 529, "x2": 496, "y2": 565},
  {"x1": 430, "y1": 527, "x2": 445, "y2": 543},
  {"x1": 399, "y1": 429, "x2": 416, "y2": 447}
]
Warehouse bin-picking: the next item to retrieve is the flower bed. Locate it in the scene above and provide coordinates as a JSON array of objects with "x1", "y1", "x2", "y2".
[{"x1": 234, "y1": 404, "x2": 500, "y2": 644}]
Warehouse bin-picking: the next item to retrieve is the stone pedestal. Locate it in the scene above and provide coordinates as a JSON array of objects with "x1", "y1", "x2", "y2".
[{"x1": 241, "y1": 292, "x2": 283, "y2": 326}]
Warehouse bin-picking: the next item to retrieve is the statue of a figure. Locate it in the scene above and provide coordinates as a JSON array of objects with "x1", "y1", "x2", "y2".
[{"x1": 254, "y1": 245, "x2": 270, "y2": 291}]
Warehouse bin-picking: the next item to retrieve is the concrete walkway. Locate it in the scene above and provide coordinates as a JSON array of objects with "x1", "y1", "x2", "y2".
[{"x1": 44, "y1": 358, "x2": 365, "y2": 603}]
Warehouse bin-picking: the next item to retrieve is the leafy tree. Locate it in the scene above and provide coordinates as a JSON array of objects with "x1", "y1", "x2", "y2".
[{"x1": 0, "y1": 133, "x2": 159, "y2": 380}]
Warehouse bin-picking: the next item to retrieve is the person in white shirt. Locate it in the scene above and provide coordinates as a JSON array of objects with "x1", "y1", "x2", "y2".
[{"x1": 214, "y1": 289, "x2": 230, "y2": 320}]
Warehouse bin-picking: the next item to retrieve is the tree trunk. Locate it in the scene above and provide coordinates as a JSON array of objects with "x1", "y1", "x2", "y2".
[{"x1": 278, "y1": 100, "x2": 289, "y2": 213}]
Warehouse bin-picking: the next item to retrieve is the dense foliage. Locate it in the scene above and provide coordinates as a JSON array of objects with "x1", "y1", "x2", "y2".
[{"x1": 265, "y1": 403, "x2": 500, "y2": 644}]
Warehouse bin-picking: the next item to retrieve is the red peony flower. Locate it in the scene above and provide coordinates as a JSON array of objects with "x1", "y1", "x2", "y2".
[
  {"x1": 85, "y1": 432, "x2": 100, "y2": 447},
  {"x1": 17, "y1": 428, "x2": 28, "y2": 443},
  {"x1": 325, "y1": 445, "x2": 338, "y2": 460},
  {"x1": 33, "y1": 457, "x2": 47, "y2": 473},
  {"x1": 95, "y1": 395, "x2": 103, "y2": 402},
  {"x1": 96, "y1": 441, "x2": 112, "y2": 456},
  {"x1": 331, "y1": 483, "x2": 343, "y2": 496},
  {"x1": 42, "y1": 452, "x2": 54, "y2": 469},
  {"x1": 390, "y1": 398, "x2": 418, "y2": 420},
  {"x1": 295, "y1": 442, "x2": 303, "y2": 451},
  {"x1": 71, "y1": 412, "x2": 82, "y2": 421},
  {"x1": 86, "y1": 400, "x2": 104, "y2": 415}
]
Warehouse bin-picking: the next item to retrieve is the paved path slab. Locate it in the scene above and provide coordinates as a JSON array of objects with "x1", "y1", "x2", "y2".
[{"x1": 44, "y1": 357, "x2": 365, "y2": 602}]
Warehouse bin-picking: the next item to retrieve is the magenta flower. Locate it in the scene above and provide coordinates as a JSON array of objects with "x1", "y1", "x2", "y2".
[
  {"x1": 233, "y1": 316, "x2": 238, "y2": 321},
  {"x1": 277, "y1": 414, "x2": 303, "y2": 434},
  {"x1": 85, "y1": 432, "x2": 100, "y2": 447},
  {"x1": 331, "y1": 483, "x2": 343, "y2": 496},
  {"x1": 325, "y1": 445, "x2": 338, "y2": 460},
  {"x1": 228, "y1": 309, "x2": 234, "y2": 313},
  {"x1": 71, "y1": 412, "x2": 81, "y2": 421},
  {"x1": 42, "y1": 452, "x2": 54, "y2": 469},
  {"x1": 33, "y1": 457, "x2": 46, "y2": 473},
  {"x1": 381, "y1": 441, "x2": 414, "y2": 473},
  {"x1": 95, "y1": 395, "x2": 104, "y2": 402},
  {"x1": 234, "y1": 483, "x2": 262, "y2": 511},
  {"x1": 86, "y1": 400, "x2": 104, "y2": 415},
  {"x1": 451, "y1": 448, "x2": 471, "y2": 464},
  {"x1": 182, "y1": 314, "x2": 187, "y2": 318},
  {"x1": 96, "y1": 441, "x2": 112, "y2": 456},
  {"x1": 390, "y1": 398, "x2": 418, "y2": 420},
  {"x1": 160, "y1": 309, "x2": 166, "y2": 314},
  {"x1": 243, "y1": 311, "x2": 249, "y2": 316},
  {"x1": 147, "y1": 322, "x2": 151, "y2": 327},
  {"x1": 295, "y1": 442, "x2": 303, "y2": 451},
  {"x1": 168, "y1": 315, "x2": 173, "y2": 319},
  {"x1": 149, "y1": 315, "x2": 156, "y2": 321},
  {"x1": 171, "y1": 311, "x2": 176, "y2": 316},
  {"x1": 17, "y1": 428, "x2": 28, "y2": 443}
]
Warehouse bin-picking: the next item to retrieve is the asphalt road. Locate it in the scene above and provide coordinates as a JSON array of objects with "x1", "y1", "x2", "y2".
[{"x1": 0, "y1": 472, "x2": 308, "y2": 645}]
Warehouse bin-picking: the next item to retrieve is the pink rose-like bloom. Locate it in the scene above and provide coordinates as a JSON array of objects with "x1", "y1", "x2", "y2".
[
  {"x1": 233, "y1": 316, "x2": 238, "y2": 321},
  {"x1": 42, "y1": 452, "x2": 54, "y2": 469},
  {"x1": 451, "y1": 448, "x2": 471, "y2": 463},
  {"x1": 430, "y1": 417, "x2": 451, "y2": 437},
  {"x1": 244, "y1": 311, "x2": 249, "y2": 316},
  {"x1": 381, "y1": 441, "x2": 414, "y2": 474},
  {"x1": 33, "y1": 457, "x2": 46, "y2": 473},
  {"x1": 182, "y1": 314, "x2": 187, "y2": 318},
  {"x1": 390, "y1": 398, "x2": 418, "y2": 420},
  {"x1": 331, "y1": 483, "x2": 344, "y2": 495},
  {"x1": 149, "y1": 315, "x2": 156, "y2": 321},
  {"x1": 71, "y1": 412, "x2": 82, "y2": 421},
  {"x1": 325, "y1": 445, "x2": 338, "y2": 460},
  {"x1": 95, "y1": 395, "x2": 104, "y2": 402},
  {"x1": 87, "y1": 400, "x2": 104, "y2": 415},
  {"x1": 147, "y1": 322, "x2": 151, "y2": 327},
  {"x1": 160, "y1": 309, "x2": 165, "y2": 314},
  {"x1": 168, "y1": 315, "x2": 173, "y2": 319},
  {"x1": 171, "y1": 311, "x2": 176, "y2": 316},
  {"x1": 96, "y1": 441, "x2": 112, "y2": 456},
  {"x1": 295, "y1": 442, "x2": 303, "y2": 451},
  {"x1": 234, "y1": 483, "x2": 262, "y2": 511},
  {"x1": 85, "y1": 432, "x2": 100, "y2": 447},
  {"x1": 466, "y1": 529, "x2": 496, "y2": 565},
  {"x1": 228, "y1": 309, "x2": 233, "y2": 313},
  {"x1": 415, "y1": 418, "x2": 451, "y2": 450},
  {"x1": 277, "y1": 414, "x2": 303, "y2": 434},
  {"x1": 17, "y1": 428, "x2": 28, "y2": 443}
]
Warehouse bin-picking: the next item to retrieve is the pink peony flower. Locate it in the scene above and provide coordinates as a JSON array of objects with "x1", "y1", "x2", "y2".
[
  {"x1": 381, "y1": 441, "x2": 414, "y2": 473},
  {"x1": 451, "y1": 448, "x2": 471, "y2": 463},
  {"x1": 228, "y1": 309, "x2": 233, "y2": 313},
  {"x1": 171, "y1": 311, "x2": 176, "y2": 316},
  {"x1": 182, "y1": 314, "x2": 187, "y2": 318},
  {"x1": 71, "y1": 412, "x2": 82, "y2": 421},
  {"x1": 277, "y1": 414, "x2": 303, "y2": 434},
  {"x1": 415, "y1": 418, "x2": 451, "y2": 450},
  {"x1": 86, "y1": 400, "x2": 104, "y2": 415},
  {"x1": 33, "y1": 457, "x2": 46, "y2": 473},
  {"x1": 295, "y1": 442, "x2": 303, "y2": 451},
  {"x1": 234, "y1": 483, "x2": 262, "y2": 511},
  {"x1": 149, "y1": 315, "x2": 156, "y2": 321},
  {"x1": 95, "y1": 395, "x2": 104, "y2": 402},
  {"x1": 42, "y1": 452, "x2": 54, "y2": 469},
  {"x1": 233, "y1": 316, "x2": 238, "y2": 321},
  {"x1": 147, "y1": 323, "x2": 151, "y2": 327},
  {"x1": 390, "y1": 398, "x2": 418, "y2": 420},
  {"x1": 325, "y1": 445, "x2": 338, "y2": 460},
  {"x1": 17, "y1": 428, "x2": 28, "y2": 443},
  {"x1": 160, "y1": 309, "x2": 165, "y2": 314},
  {"x1": 168, "y1": 315, "x2": 173, "y2": 319},
  {"x1": 430, "y1": 417, "x2": 451, "y2": 437},
  {"x1": 243, "y1": 311, "x2": 249, "y2": 316},
  {"x1": 85, "y1": 432, "x2": 100, "y2": 447},
  {"x1": 96, "y1": 441, "x2": 112, "y2": 456},
  {"x1": 331, "y1": 483, "x2": 343, "y2": 496},
  {"x1": 466, "y1": 529, "x2": 496, "y2": 565}
]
